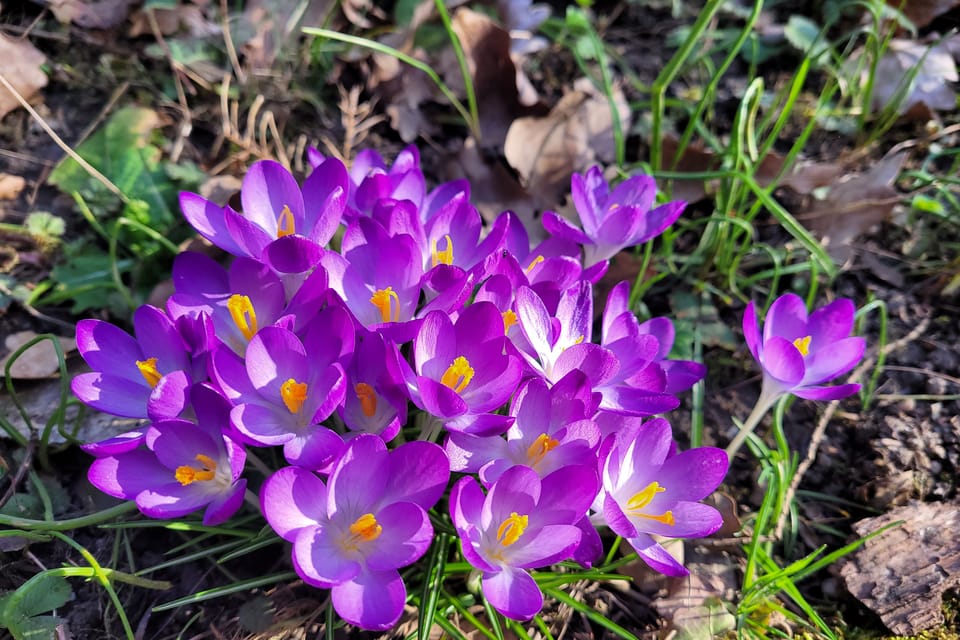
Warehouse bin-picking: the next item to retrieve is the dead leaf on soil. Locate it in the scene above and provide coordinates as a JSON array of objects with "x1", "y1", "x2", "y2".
[
  {"x1": 0, "y1": 331, "x2": 76, "y2": 380},
  {"x1": 444, "y1": 7, "x2": 547, "y2": 147},
  {"x1": 504, "y1": 77, "x2": 629, "y2": 212},
  {"x1": 0, "y1": 174, "x2": 26, "y2": 200},
  {"x1": 240, "y1": 0, "x2": 333, "y2": 71},
  {"x1": 128, "y1": 4, "x2": 220, "y2": 38},
  {"x1": 841, "y1": 501, "x2": 960, "y2": 635},
  {"x1": 0, "y1": 34, "x2": 48, "y2": 121},
  {"x1": 794, "y1": 151, "x2": 907, "y2": 264},
  {"x1": 886, "y1": 0, "x2": 960, "y2": 30},
  {"x1": 654, "y1": 548, "x2": 738, "y2": 640},
  {"x1": 854, "y1": 38, "x2": 958, "y2": 115},
  {"x1": 48, "y1": 0, "x2": 138, "y2": 28}
]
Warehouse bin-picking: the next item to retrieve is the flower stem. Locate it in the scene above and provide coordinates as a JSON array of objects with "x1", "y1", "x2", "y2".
[{"x1": 725, "y1": 389, "x2": 780, "y2": 460}]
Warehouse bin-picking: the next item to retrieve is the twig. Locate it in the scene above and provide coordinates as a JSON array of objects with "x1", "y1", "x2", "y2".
[
  {"x1": 145, "y1": 8, "x2": 193, "y2": 163},
  {"x1": 220, "y1": 0, "x2": 246, "y2": 85},
  {"x1": 0, "y1": 71, "x2": 128, "y2": 203},
  {"x1": 772, "y1": 317, "x2": 932, "y2": 539}
]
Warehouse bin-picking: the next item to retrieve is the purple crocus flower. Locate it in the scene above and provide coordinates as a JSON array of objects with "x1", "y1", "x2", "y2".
[
  {"x1": 450, "y1": 464, "x2": 598, "y2": 620},
  {"x1": 743, "y1": 293, "x2": 866, "y2": 404},
  {"x1": 596, "y1": 418, "x2": 727, "y2": 576},
  {"x1": 402, "y1": 302, "x2": 522, "y2": 435},
  {"x1": 260, "y1": 435, "x2": 450, "y2": 630},
  {"x1": 542, "y1": 166, "x2": 685, "y2": 267},
  {"x1": 87, "y1": 386, "x2": 246, "y2": 525},
  {"x1": 179, "y1": 157, "x2": 347, "y2": 259},
  {"x1": 209, "y1": 308, "x2": 352, "y2": 470},
  {"x1": 72, "y1": 305, "x2": 194, "y2": 420},
  {"x1": 445, "y1": 372, "x2": 600, "y2": 485},
  {"x1": 338, "y1": 329, "x2": 408, "y2": 441}
]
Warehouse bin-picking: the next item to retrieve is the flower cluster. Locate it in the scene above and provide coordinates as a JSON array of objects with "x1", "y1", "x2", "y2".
[{"x1": 75, "y1": 146, "x2": 732, "y2": 628}]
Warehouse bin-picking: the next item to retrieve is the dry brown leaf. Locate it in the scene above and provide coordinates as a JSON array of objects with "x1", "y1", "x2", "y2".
[
  {"x1": 886, "y1": 0, "x2": 960, "y2": 29},
  {"x1": 653, "y1": 547, "x2": 738, "y2": 640},
  {"x1": 0, "y1": 174, "x2": 26, "y2": 200},
  {"x1": 48, "y1": 0, "x2": 138, "y2": 28},
  {"x1": 861, "y1": 38, "x2": 958, "y2": 114},
  {"x1": 0, "y1": 34, "x2": 48, "y2": 121},
  {"x1": 446, "y1": 7, "x2": 547, "y2": 147},
  {"x1": 795, "y1": 151, "x2": 907, "y2": 264},
  {"x1": 448, "y1": 137, "x2": 538, "y2": 231},
  {"x1": 240, "y1": 0, "x2": 333, "y2": 71},
  {"x1": 0, "y1": 331, "x2": 76, "y2": 380},
  {"x1": 504, "y1": 77, "x2": 629, "y2": 212},
  {"x1": 842, "y1": 501, "x2": 960, "y2": 635}
]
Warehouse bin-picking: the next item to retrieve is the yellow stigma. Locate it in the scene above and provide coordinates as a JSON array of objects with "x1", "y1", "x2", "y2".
[
  {"x1": 136, "y1": 357, "x2": 162, "y2": 388},
  {"x1": 440, "y1": 356, "x2": 474, "y2": 394},
  {"x1": 502, "y1": 309, "x2": 518, "y2": 334},
  {"x1": 355, "y1": 383, "x2": 378, "y2": 417},
  {"x1": 431, "y1": 234, "x2": 454, "y2": 267},
  {"x1": 280, "y1": 378, "x2": 308, "y2": 415},
  {"x1": 496, "y1": 512, "x2": 528, "y2": 547},
  {"x1": 227, "y1": 294, "x2": 258, "y2": 341},
  {"x1": 277, "y1": 205, "x2": 296, "y2": 238},
  {"x1": 793, "y1": 335, "x2": 812, "y2": 357},
  {"x1": 525, "y1": 255, "x2": 544, "y2": 273},
  {"x1": 526, "y1": 433, "x2": 560, "y2": 467},
  {"x1": 347, "y1": 513, "x2": 382, "y2": 546},
  {"x1": 626, "y1": 481, "x2": 675, "y2": 526},
  {"x1": 175, "y1": 453, "x2": 217, "y2": 486},
  {"x1": 370, "y1": 287, "x2": 401, "y2": 323}
]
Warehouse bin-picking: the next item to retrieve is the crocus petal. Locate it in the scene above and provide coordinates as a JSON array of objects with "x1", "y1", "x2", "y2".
[
  {"x1": 655, "y1": 447, "x2": 729, "y2": 502},
  {"x1": 327, "y1": 434, "x2": 388, "y2": 516},
  {"x1": 482, "y1": 566, "x2": 543, "y2": 621},
  {"x1": 283, "y1": 427, "x2": 345, "y2": 471},
  {"x1": 628, "y1": 534, "x2": 688, "y2": 577},
  {"x1": 147, "y1": 370, "x2": 191, "y2": 420},
  {"x1": 331, "y1": 569, "x2": 406, "y2": 631},
  {"x1": 506, "y1": 524, "x2": 581, "y2": 568},
  {"x1": 631, "y1": 501, "x2": 723, "y2": 538},
  {"x1": 137, "y1": 484, "x2": 216, "y2": 520},
  {"x1": 88, "y1": 450, "x2": 169, "y2": 499},
  {"x1": 245, "y1": 327, "x2": 308, "y2": 398},
  {"x1": 231, "y1": 403, "x2": 294, "y2": 445},
  {"x1": 71, "y1": 373, "x2": 148, "y2": 418},
  {"x1": 81, "y1": 429, "x2": 147, "y2": 457},
  {"x1": 742, "y1": 301, "x2": 761, "y2": 362},
  {"x1": 760, "y1": 336, "x2": 806, "y2": 386},
  {"x1": 293, "y1": 526, "x2": 360, "y2": 587},
  {"x1": 363, "y1": 502, "x2": 433, "y2": 570},
  {"x1": 203, "y1": 479, "x2": 246, "y2": 526},
  {"x1": 179, "y1": 192, "x2": 245, "y2": 256},
  {"x1": 75, "y1": 320, "x2": 143, "y2": 381},
  {"x1": 793, "y1": 383, "x2": 861, "y2": 401},
  {"x1": 806, "y1": 298, "x2": 856, "y2": 347},
  {"x1": 241, "y1": 160, "x2": 305, "y2": 235},
  {"x1": 802, "y1": 336, "x2": 866, "y2": 386},
  {"x1": 571, "y1": 516, "x2": 603, "y2": 567},
  {"x1": 380, "y1": 441, "x2": 450, "y2": 509},
  {"x1": 541, "y1": 211, "x2": 593, "y2": 245},
  {"x1": 417, "y1": 376, "x2": 468, "y2": 419},
  {"x1": 261, "y1": 467, "x2": 328, "y2": 541},
  {"x1": 763, "y1": 293, "x2": 807, "y2": 343}
]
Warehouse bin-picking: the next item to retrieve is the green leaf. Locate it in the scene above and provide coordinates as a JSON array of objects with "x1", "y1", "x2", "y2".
[
  {"x1": 783, "y1": 15, "x2": 829, "y2": 66},
  {"x1": 23, "y1": 212, "x2": 65, "y2": 238},
  {"x1": 0, "y1": 573, "x2": 72, "y2": 640},
  {"x1": 45, "y1": 251, "x2": 132, "y2": 314},
  {"x1": 47, "y1": 106, "x2": 176, "y2": 227}
]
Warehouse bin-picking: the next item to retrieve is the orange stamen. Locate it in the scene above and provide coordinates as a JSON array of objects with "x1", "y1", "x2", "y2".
[
  {"x1": 136, "y1": 357, "x2": 162, "y2": 388},
  {"x1": 370, "y1": 287, "x2": 401, "y2": 323},
  {"x1": 440, "y1": 356, "x2": 474, "y2": 394},
  {"x1": 526, "y1": 433, "x2": 560, "y2": 468},
  {"x1": 277, "y1": 205, "x2": 296, "y2": 238},
  {"x1": 431, "y1": 234, "x2": 454, "y2": 267},
  {"x1": 227, "y1": 294, "x2": 258, "y2": 341},
  {"x1": 280, "y1": 378, "x2": 308, "y2": 414},
  {"x1": 355, "y1": 383, "x2": 378, "y2": 417},
  {"x1": 496, "y1": 512, "x2": 528, "y2": 547},
  {"x1": 175, "y1": 453, "x2": 217, "y2": 486}
]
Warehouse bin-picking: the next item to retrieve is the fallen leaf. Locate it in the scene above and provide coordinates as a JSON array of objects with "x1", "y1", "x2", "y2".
[
  {"x1": 886, "y1": 0, "x2": 960, "y2": 30},
  {"x1": 504, "y1": 77, "x2": 629, "y2": 212},
  {"x1": 841, "y1": 501, "x2": 960, "y2": 635},
  {"x1": 239, "y1": 0, "x2": 333, "y2": 71},
  {"x1": 0, "y1": 34, "x2": 48, "y2": 121},
  {"x1": 0, "y1": 331, "x2": 76, "y2": 379},
  {"x1": 857, "y1": 38, "x2": 958, "y2": 114},
  {"x1": 444, "y1": 7, "x2": 547, "y2": 147},
  {"x1": 0, "y1": 174, "x2": 26, "y2": 200},
  {"x1": 447, "y1": 137, "x2": 538, "y2": 230},
  {"x1": 47, "y1": 0, "x2": 138, "y2": 28},
  {"x1": 795, "y1": 151, "x2": 907, "y2": 264}
]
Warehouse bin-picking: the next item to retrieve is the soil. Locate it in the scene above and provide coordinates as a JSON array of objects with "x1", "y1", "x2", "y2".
[{"x1": 1, "y1": 2, "x2": 960, "y2": 639}]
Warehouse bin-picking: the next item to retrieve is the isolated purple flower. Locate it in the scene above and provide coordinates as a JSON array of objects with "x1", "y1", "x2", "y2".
[
  {"x1": 87, "y1": 386, "x2": 246, "y2": 525},
  {"x1": 72, "y1": 305, "x2": 194, "y2": 420},
  {"x1": 450, "y1": 464, "x2": 598, "y2": 620},
  {"x1": 542, "y1": 166, "x2": 685, "y2": 267},
  {"x1": 744, "y1": 293, "x2": 866, "y2": 403},
  {"x1": 597, "y1": 418, "x2": 727, "y2": 576},
  {"x1": 179, "y1": 157, "x2": 347, "y2": 258},
  {"x1": 260, "y1": 435, "x2": 449, "y2": 630}
]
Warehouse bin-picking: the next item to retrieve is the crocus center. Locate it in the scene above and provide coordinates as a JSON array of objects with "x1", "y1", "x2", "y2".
[
  {"x1": 175, "y1": 453, "x2": 217, "y2": 486},
  {"x1": 525, "y1": 255, "x2": 544, "y2": 273},
  {"x1": 440, "y1": 356, "x2": 474, "y2": 393},
  {"x1": 342, "y1": 513, "x2": 382, "y2": 551},
  {"x1": 136, "y1": 357, "x2": 162, "y2": 388},
  {"x1": 277, "y1": 205, "x2": 296, "y2": 238},
  {"x1": 526, "y1": 433, "x2": 560, "y2": 468},
  {"x1": 431, "y1": 234, "x2": 454, "y2": 267},
  {"x1": 227, "y1": 294, "x2": 258, "y2": 341},
  {"x1": 626, "y1": 481, "x2": 675, "y2": 526},
  {"x1": 496, "y1": 512, "x2": 528, "y2": 547},
  {"x1": 793, "y1": 335, "x2": 812, "y2": 357},
  {"x1": 502, "y1": 309, "x2": 518, "y2": 334},
  {"x1": 280, "y1": 378, "x2": 308, "y2": 414},
  {"x1": 370, "y1": 287, "x2": 401, "y2": 323},
  {"x1": 355, "y1": 383, "x2": 377, "y2": 417}
]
